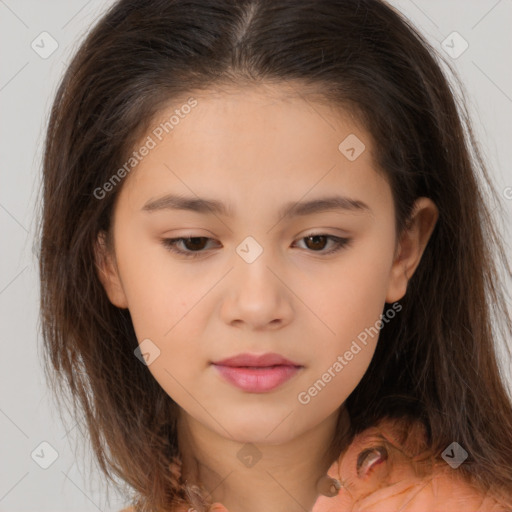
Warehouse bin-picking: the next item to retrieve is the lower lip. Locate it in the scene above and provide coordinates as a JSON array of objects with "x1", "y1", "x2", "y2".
[{"x1": 212, "y1": 364, "x2": 302, "y2": 392}]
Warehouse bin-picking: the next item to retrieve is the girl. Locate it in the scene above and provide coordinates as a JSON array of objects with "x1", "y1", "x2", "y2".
[{"x1": 38, "y1": 0, "x2": 512, "y2": 511}]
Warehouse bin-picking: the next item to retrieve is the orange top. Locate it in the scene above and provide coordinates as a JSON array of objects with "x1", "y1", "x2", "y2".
[{"x1": 120, "y1": 418, "x2": 512, "y2": 512}]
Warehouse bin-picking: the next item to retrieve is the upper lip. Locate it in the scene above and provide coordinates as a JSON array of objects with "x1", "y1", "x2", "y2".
[{"x1": 212, "y1": 352, "x2": 302, "y2": 367}]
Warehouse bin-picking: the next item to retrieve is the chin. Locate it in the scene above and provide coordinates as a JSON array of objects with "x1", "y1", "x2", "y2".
[{"x1": 220, "y1": 412, "x2": 304, "y2": 445}]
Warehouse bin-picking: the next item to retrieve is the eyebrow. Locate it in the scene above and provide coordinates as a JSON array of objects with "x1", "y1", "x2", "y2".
[{"x1": 141, "y1": 193, "x2": 371, "y2": 218}]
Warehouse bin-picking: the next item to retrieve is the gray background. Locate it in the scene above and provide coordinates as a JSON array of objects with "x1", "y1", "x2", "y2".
[{"x1": 1, "y1": 0, "x2": 511, "y2": 510}]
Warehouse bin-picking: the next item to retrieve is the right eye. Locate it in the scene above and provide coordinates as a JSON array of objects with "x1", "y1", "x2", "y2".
[{"x1": 161, "y1": 237, "x2": 219, "y2": 258}]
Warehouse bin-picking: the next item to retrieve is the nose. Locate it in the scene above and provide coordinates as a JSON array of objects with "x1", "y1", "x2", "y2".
[{"x1": 219, "y1": 252, "x2": 294, "y2": 331}]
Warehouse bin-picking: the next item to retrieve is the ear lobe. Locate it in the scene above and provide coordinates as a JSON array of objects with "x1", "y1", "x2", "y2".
[
  {"x1": 94, "y1": 231, "x2": 129, "y2": 309},
  {"x1": 386, "y1": 197, "x2": 439, "y2": 303}
]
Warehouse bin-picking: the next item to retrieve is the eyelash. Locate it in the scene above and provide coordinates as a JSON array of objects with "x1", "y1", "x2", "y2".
[{"x1": 160, "y1": 233, "x2": 351, "y2": 259}]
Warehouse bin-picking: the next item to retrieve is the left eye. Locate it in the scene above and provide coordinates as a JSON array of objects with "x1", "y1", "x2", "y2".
[
  {"x1": 295, "y1": 234, "x2": 351, "y2": 253},
  {"x1": 161, "y1": 234, "x2": 351, "y2": 258}
]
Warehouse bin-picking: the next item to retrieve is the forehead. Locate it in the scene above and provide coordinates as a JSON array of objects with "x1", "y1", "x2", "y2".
[
  {"x1": 114, "y1": 83, "x2": 391, "y2": 220},
  {"x1": 149, "y1": 81, "x2": 369, "y2": 152}
]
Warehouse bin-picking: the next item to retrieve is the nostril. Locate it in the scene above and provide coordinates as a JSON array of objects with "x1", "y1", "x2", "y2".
[{"x1": 356, "y1": 445, "x2": 388, "y2": 478}]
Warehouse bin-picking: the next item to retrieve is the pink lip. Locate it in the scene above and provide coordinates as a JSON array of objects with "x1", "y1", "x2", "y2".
[
  {"x1": 212, "y1": 352, "x2": 300, "y2": 367},
  {"x1": 211, "y1": 352, "x2": 303, "y2": 393}
]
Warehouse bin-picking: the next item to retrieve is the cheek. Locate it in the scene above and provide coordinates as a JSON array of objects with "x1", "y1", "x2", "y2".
[
  {"x1": 114, "y1": 227, "x2": 192, "y2": 337},
  {"x1": 114, "y1": 235, "x2": 213, "y2": 385},
  {"x1": 299, "y1": 234, "x2": 395, "y2": 395},
  {"x1": 313, "y1": 243, "x2": 394, "y2": 343},
  {"x1": 122, "y1": 264, "x2": 207, "y2": 406}
]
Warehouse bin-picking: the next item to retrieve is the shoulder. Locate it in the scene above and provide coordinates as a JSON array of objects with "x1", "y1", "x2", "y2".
[{"x1": 313, "y1": 417, "x2": 512, "y2": 512}]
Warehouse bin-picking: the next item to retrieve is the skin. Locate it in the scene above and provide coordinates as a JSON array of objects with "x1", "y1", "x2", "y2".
[{"x1": 95, "y1": 83, "x2": 438, "y2": 512}]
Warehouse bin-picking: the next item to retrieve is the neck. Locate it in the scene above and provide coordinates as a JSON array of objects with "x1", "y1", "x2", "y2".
[{"x1": 177, "y1": 406, "x2": 350, "y2": 512}]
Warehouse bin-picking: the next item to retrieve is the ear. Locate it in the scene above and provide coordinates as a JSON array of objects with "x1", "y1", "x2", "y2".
[
  {"x1": 94, "y1": 231, "x2": 129, "y2": 309},
  {"x1": 386, "y1": 197, "x2": 439, "y2": 303}
]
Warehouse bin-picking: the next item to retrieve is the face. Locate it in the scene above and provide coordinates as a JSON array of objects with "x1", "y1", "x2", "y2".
[{"x1": 96, "y1": 83, "x2": 429, "y2": 445}]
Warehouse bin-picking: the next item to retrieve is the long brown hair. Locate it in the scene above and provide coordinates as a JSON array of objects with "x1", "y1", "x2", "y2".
[{"x1": 38, "y1": 0, "x2": 512, "y2": 510}]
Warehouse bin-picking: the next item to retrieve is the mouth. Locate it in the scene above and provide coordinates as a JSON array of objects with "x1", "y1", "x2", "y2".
[
  {"x1": 210, "y1": 353, "x2": 303, "y2": 393},
  {"x1": 211, "y1": 352, "x2": 301, "y2": 367},
  {"x1": 211, "y1": 364, "x2": 303, "y2": 393}
]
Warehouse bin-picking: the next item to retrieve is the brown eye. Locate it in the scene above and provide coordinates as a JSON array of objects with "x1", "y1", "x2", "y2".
[
  {"x1": 161, "y1": 236, "x2": 218, "y2": 258},
  {"x1": 179, "y1": 237, "x2": 209, "y2": 251},
  {"x1": 356, "y1": 445, "x2": 388, "y2": 478},
  {"x1": 295, "y1": 234, "x2": 351, "y2": 254},
  {"x1": 304, "y1": 235, "x2": 329, "y2": 250}
]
